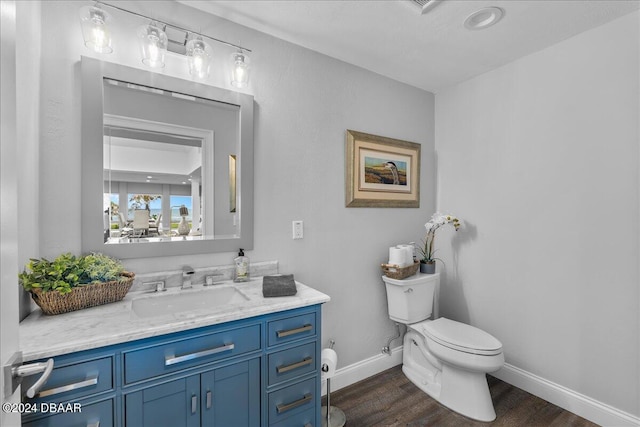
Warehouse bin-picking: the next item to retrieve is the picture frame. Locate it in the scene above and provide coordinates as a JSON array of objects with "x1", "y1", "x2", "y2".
[{"x1": 345, "y1": 130, "x2": 421, "y2": 208}]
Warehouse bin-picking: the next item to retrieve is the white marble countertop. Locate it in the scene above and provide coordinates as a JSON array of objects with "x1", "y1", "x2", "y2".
[{"x1": 19, "y1": 278, "x2": 330, "y2": 362}]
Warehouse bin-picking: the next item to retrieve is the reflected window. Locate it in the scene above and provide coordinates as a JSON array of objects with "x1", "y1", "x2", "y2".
[
  {"x1": 108, "y1": 193, "x2": 120, "y2": 229},
  {"x1": 128, "y1": 193, "x2": 162, "y2": 218}
]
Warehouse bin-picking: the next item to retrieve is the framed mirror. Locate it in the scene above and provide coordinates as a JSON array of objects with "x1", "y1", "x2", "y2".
[{"x1": 81, "y1": 56, "x2": 254, "y2": 258}]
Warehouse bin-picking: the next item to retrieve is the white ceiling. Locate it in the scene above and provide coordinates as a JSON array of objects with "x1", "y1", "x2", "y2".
[{"x1": 183, "y1": 0, "x2": 640, "y2": 93}]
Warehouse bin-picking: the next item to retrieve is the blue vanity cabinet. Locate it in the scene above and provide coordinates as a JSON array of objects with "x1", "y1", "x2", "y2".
[
  {"x1": 124, "y1": 374, "x2": 201, "y2": 427},
  {"x1": 20, "y1": 347, "x2": 117, "y2": 427},
  {"x1": 124, "y1": 358, "x2": 260, "y2": 427},
  {"x1": 264, "y1": 309, "x2": 321, "y2": 427},
  {"x1": 22, "y1": 398, "x2": 115, "y2": 427},
  {"x1": 200, "y1": 358, "x2": 260, "y2": 426},
  {"x1": 21, "y1": 304, "x2": 322, "y2": 427}
]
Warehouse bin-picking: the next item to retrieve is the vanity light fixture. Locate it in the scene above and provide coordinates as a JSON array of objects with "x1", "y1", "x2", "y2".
[
  {"x1": 79, "y1": 4, "x2": 113, "y2": 53},
  {"x1": 464, "y1": 7, "x2": 504, "y2": 30},
  {"x1": 231, "y1": 50, "x2": 250, "y2": 88},
  {"x1": 138, "y1": 21, "x2": 168, "y2": 69},
  {"x1": 79, "y1": 1, "x2": 253, "y2": 86},
  {"x1": 186, "y1": 36, "x2": 212, "y2": 79}
]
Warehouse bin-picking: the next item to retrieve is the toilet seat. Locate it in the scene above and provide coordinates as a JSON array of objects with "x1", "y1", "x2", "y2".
[{"x1": 418, "y1": 318, "x2": 503, "y2": 356}]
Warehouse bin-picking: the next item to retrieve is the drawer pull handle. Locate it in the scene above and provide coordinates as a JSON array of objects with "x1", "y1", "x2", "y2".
[
  {"x1": 165, "y1": 343, "x2": 235, "y2": 366},
  {"x1": 87, "y1": 422, "x2": 100, "y2": 427},
  {"x1": 276, "y1": 393, "x2": 312, "y2": 414},
  {"x1": 276, "y1": 357, "x2": 313, "y2": 374},
  {"x1": 191, "y1": 394, "x2": 197, "y2": 414},
  {"x1": 276, "y1": 324, "x2": 312, "y2": 338},
  {"x1": 37, "y1": 375, "x2": 98, "y2": 398}
]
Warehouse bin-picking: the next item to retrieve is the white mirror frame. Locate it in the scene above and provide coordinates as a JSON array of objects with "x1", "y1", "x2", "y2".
[{"x1": 81, "y1": 56, "x2": 254, "y2": 258}]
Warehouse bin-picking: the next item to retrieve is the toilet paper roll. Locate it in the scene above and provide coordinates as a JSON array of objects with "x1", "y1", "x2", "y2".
[
  {"x1": 397, "y1": 244, "x2": 415, "y2": 266},
  {"x1": 388, "y1": 246, "x2": 405, "y2": 267},
  {"x1": 321, "y1": 348, "x2": 338, "y2": 379}
]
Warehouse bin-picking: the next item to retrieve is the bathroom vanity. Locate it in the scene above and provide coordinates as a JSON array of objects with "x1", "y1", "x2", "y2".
[{"x1": 18, "y1": 279, "x2": 329, "y2": 427}]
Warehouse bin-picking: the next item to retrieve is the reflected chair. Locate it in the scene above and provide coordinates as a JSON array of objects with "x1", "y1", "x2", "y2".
[
  {"x1": 117, "y1": 212, "x2": 133, "y2": 237},
  {"x1": 149, "y1": 213, "x2": 162, "y2": 236},
  {"x1": 132, "y1": 209, "x2": 150, "y2": 237}
]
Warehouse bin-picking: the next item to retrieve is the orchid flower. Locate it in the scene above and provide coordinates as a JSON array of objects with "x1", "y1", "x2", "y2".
[{"x1": 418, "y1": 212, "x2": 461, "y2": 262}]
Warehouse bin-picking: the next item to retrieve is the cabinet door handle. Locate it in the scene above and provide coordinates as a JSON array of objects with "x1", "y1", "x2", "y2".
[
  {"x1": 165, "y1": 343, "x2": 235, "y2": 366},
  {"x1": 276, "y1": 324, "x2": 312, "y2": 338},
  {"x1": 37, "y1": 375, "x2": 99, "y2": 398},
  {"x1": 276, "y1": 357, "x2": 313, "y2": 374},
  {"x1": 206, "y1": 390, "x2": 212, "y2": 409},
  {"x1": 276, "y1": 393, "x2": 312, "y2": 414},
  {"x1": 191, "y1": 394, "x2": 197, "y2": 414},
  {"x1": 87, "y1": 422, "x2": 100, "y2": 427}
]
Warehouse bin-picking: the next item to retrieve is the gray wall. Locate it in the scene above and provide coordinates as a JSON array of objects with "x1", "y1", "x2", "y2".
[
  {"x1": 32, "y1": 1, "x2": 436, "y2": 368},
  {"x1": 435, "y1": 11, "x2": 639, "y2": 417}
]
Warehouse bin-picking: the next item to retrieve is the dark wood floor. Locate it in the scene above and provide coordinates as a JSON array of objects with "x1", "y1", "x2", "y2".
[{"x1": 322, "y1": 366, "x2": 599, "y2": 427}]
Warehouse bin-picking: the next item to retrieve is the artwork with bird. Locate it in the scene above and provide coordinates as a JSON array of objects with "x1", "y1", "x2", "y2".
[{"x1": 364, "y1": 157, "x2": 407, "y2": 185}]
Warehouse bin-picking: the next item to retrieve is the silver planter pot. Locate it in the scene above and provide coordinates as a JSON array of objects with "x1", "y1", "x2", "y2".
[{"x1": 420, "y1": 261, "x2": 436, "y2": 274}]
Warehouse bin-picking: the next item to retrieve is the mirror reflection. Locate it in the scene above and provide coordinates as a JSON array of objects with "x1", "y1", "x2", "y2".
[{"x1": 102, "y1": 79, "x2": 239, "y2": 244}]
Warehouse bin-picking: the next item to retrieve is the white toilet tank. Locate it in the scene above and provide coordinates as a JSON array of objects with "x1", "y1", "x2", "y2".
[{"x1": 383, "y1": 273, "x2": 439, "y2": 324}]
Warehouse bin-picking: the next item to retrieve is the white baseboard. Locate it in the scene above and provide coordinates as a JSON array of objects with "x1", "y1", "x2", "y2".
[
  {"x1": 493, "y1": 363, "x2": 640, "y2": 427},
  {"x1": 321, "y1": 348, "x2": 640, "y2": 427},
  {"x1": 321, "y1": 346, "x2": 403, "y2": 396}
]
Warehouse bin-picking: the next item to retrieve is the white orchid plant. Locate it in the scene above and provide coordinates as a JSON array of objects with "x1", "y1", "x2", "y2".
[{"x1": 418, "y1": 212, "x2": 462, "y2": 263}]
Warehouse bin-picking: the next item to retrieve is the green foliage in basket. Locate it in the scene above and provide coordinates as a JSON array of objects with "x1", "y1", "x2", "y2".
[
  {"x1": 19, "y1": 253, "x2": 125, "y2": 295},
  {"x1": 82, "y1": 253, "x2": 125, "y2": 283}
]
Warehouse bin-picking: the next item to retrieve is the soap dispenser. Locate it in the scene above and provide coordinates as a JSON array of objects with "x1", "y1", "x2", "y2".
[{"x1": 234, "y1": 248, "x2": 250, "y2": 282}]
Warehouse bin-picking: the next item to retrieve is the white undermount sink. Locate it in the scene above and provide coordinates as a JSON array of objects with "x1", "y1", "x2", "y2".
[{"x1": 131, "y1": 285, "x2": 250, "y2": 318}]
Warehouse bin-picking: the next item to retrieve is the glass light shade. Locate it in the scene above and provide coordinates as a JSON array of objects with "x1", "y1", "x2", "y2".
[
  {"x1": 231, "y1": 51, "x2": 250, "y2": 88},
  {"x1": 138, "y1": 22, "x2": 168, "y2": 68},
  {"x1": 186, "y1": 37, "x2": 212, "y2": 79},
  {"x1": 80, "y1": 5, "x2": 113, "y2": 54}
]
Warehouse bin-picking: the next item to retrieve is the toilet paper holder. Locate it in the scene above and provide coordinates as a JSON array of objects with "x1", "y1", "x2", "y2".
[
  {"x1": 321, "y1": 340, "x2": 336, "y2": 373},
  {"x1": 321, "y1": 339, "x2": 346, "y2": 427}
]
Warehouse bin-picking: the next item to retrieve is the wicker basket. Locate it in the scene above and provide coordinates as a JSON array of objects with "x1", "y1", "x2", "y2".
[
  {"x1": 381, "y1": 261, "x2": 420, "y2": 280},
  {"x1": 30, "y1": 272, "x2": 135, "y2": 315}
]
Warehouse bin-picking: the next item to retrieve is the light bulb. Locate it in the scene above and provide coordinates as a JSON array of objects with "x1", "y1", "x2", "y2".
[
  {"x1": 138, "y1": 22, "x2": 167, "y2": 68},
  {"x1": 80, "y1": 5, "x2": 113, "y2": 54},
  {"x1": 187, "y1": 37, "x2": 212, "y2": 79},
  {"x1": 231, "y1": 51, "x2": 249, "y2": 88}
]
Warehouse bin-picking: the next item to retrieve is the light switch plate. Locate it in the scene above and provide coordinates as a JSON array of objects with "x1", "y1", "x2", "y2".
[{"x1": 292, "y1": 221, "x2": 303, "y2": 239}]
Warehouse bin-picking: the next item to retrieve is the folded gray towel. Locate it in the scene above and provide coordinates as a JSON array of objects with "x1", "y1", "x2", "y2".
[{"x1": 262, "y1": 274, "x2": 297, "y2": 297}]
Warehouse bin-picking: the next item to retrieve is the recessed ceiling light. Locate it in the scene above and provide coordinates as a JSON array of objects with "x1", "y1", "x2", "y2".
[{"x1": 464, "y1": 7, "x2": 504, "y2": 30}]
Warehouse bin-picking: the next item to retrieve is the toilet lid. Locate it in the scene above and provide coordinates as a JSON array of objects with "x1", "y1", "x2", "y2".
[{"x1": 421, "y1": 318, "x2": 503, "y2": 356}]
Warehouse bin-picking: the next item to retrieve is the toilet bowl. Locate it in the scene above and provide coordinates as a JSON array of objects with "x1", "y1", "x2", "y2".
[{"x1": 382, "y1": 273, "x2": 504, "y2": 422}]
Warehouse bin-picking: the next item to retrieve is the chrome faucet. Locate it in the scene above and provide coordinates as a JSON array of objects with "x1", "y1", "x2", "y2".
[{"x1": 182, "y1": 266, "x2": 195, "y2": 289}]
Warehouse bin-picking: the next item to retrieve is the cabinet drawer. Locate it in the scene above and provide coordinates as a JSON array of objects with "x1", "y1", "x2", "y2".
[
  {"x1": 123, "y1": 324, "x2": 260, "y2": 384},
  {"x1": 24, "y1": 357, "x2": 113, "y2": 404},
  {"x1": 268, "y1": 342, "x2": 317, "y2": 387},
  {"x1": 268, "y1": 377, "x2": 317, "y2": 425},
  {"x1": 270, "y1": 408, "x2": 315, "y2": 427},
  {"x1": 23, "y1": 398, "x2": 113, "y2": 427},
  {"x1": 268, "y1": 312, "x2": 316, "y2": 347}
]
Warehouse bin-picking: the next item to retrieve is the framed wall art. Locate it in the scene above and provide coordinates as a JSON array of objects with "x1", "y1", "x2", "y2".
[{"x1": 345, "y1": 130, "x2": 420, "y2": 208}]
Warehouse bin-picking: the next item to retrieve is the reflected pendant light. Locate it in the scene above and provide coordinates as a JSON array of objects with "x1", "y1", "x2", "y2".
[
  {"x1": 138, "y1": 21, "x2": 168, "y2": 68},
  {"x1": 231, "y1": 50, "x2": 250, "y2": 88},
  {"x1": 79, "y1": 4, "x2": 113, "y2": 54},
  {"x1": 186, "y1": 36, "x2": 212, "y2": 79}
]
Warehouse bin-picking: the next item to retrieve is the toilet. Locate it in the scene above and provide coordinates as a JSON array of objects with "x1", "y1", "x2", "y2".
[{"x1": 382, "y1": 273, "x2": 504, "y2": 422}]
